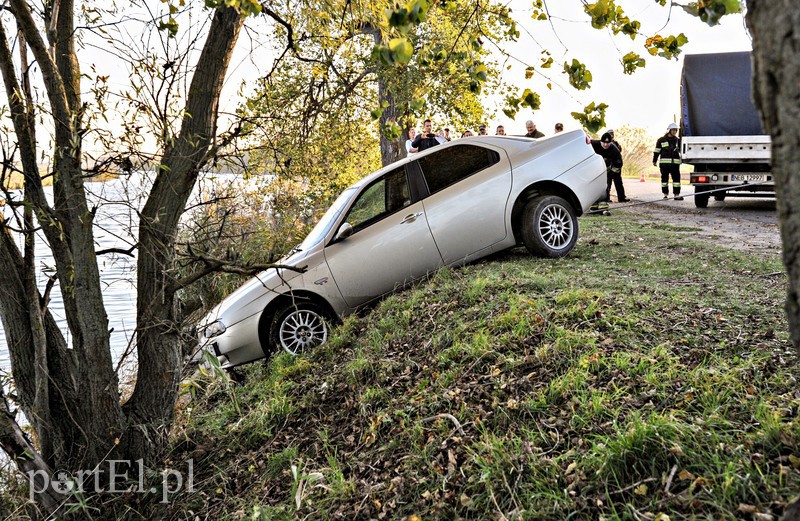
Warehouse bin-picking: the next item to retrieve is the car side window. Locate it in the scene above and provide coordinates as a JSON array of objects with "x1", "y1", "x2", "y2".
[
  {"x1": 417, "y1": 144, "x2": 501, "y2": 195},
  {"x1": 345, "y1": 167, "x2": 411, "y2": 233}
]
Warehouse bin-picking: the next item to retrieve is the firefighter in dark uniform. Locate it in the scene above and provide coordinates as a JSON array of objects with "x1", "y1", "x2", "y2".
[
  {"x1": 653, "y1": 122, "x2": 683, "y2": 200},
  {"x1": 591, "y1": 132, "x2": 629, "y2": 203}
]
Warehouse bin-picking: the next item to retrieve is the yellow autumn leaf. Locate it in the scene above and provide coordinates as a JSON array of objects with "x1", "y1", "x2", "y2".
[
  {"x1": 407, "y1": 516, "x2": 422, "y2": 521},
  {"x1": 788, "y1": 454, "x2": 800, "y2": 468},
  {"x1": 678, "y1": 469, "x2": 695, "y2": 481},
  {"x1": 634, "y1": 483, "x2": 648, "y2": 495}
]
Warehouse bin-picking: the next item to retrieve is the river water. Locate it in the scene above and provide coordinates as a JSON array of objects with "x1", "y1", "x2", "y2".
[{"x1": 0, "y1": 178, "x2": 141, "y2": 370}]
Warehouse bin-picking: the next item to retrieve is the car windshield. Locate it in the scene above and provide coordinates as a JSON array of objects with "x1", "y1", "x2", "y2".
[{"x1": 298, "y1": 187, "x2": 358, "y2": 251}]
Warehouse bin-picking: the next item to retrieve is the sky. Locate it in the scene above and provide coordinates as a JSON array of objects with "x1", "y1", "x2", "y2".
[
  {"x1": 215, "y1": 0, "x2": 754, "y2": 140},
  {"x1": 0, "y1": 1, "x2": 753, "y2": 153},
  {"x1": 481, "y1": 1, "x2": 753, "y2": 138}
]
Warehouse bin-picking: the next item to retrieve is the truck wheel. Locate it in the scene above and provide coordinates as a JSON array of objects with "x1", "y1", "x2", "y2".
[
  {"x1": 714, "y1": 192, "x2": 726, "y2": 202},
  {"x1": 695, "y1": 193, "x2": 709, "y2": 208},
  {"x1": 270, "y1": 301, "x2": 329, "y2": 356},
  {"x1": 521, "y1": 195, "x2": 578, "y2": 258}
]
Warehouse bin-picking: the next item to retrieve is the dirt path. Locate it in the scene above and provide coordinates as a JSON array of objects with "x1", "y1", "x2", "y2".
[{"x1": 611, "y1": 179, "x2": 781, "y2": 256}]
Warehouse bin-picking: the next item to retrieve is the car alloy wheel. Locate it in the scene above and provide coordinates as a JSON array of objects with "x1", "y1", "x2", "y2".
[
  {"x1": 274, "y1": 303, "x2": 328, "y2": 356},
  {"x1": 521, "y1": 194, "x2": 578, "y2": 258}
]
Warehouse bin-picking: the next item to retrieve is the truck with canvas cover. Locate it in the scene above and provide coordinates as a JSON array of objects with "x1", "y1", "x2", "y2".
[{"x1": 680, "y1": 51, "x2": 773, "y2": 208}]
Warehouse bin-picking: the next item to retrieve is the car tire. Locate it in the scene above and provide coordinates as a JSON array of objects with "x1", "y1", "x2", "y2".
[
  {"x1": 695, "y1": 193, "x2": 709, "y2": 208},
  {"x1": 521, "y1": 195, "x2": 578, "y2": 258},
  {"x1": 269, "y1": 301, "x2": 329, "y2": 356}
]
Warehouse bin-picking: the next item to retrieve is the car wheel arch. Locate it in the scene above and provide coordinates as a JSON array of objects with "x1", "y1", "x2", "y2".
[
  {"x1": 257, "y1": 291, "x2": 337, "y2": 354},
  {"x1": 510, "y1": 181, "x2": 581, "y2": 243}
]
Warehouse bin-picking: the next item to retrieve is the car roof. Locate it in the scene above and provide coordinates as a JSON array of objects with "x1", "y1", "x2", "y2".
[{"x1": 349, "y1": 135, "x2": 541, "y2": 190}]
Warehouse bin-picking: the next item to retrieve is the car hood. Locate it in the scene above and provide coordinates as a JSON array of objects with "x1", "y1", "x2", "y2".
[{"x1": 202, "y1": 246, "x2": 312, "y2": 328}]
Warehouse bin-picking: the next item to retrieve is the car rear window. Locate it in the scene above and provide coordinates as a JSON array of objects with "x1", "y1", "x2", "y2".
[{"x1": 417, "y1": 144, "x2": 501, "y2": 195}]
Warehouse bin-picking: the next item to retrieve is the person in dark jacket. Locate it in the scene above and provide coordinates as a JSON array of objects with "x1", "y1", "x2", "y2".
[
  {"x1": 411, "y1": 119, "x2": 442, "y2": 152},
  {"x1": 524, "y1": 120, "x2": 545, "y2": 138},
  {"x1": 605, "y1": 128, "x2": 622, "y2": 152},
  {"x1": 592, "y1": 132, "x2": 629, "y2": 203},
  {"x1": 653, "y1": 122, "x2": 683, "y2": 200}
]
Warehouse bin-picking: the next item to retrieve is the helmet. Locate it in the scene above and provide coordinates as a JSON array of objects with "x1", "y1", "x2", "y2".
[{"x1": 667, "y1": 122, "x2": 679, "y2": 130}]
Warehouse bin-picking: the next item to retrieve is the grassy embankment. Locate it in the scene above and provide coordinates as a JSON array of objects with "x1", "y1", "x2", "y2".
[{"x1": 159, "y1": 212, "x2": 796, "y2": 520}]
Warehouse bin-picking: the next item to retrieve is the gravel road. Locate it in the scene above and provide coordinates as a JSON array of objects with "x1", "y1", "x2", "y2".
[{"x1": 609, "y1": 179, "x2": 781, "y2": 256}]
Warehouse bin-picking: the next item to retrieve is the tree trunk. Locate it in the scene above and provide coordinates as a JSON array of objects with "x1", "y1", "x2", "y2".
[
  {"x1": 122, "y1": 6, "x2": 244, "y2": 463},
  {"x1": 378, "y1": 83, "x2": 403, "y2": 166},
  {"x1": 0, "y1": 3, "x2": 245, "y2": 515},
  {"x1": 746, "y1": 1, "x2": 800, "y2": 348},
  {"x1": 0, "y1": 387, "x2": 67, "y2": 516},
  {"x1": 1, "y1": 2, "x2": 123, "y2": 471}
]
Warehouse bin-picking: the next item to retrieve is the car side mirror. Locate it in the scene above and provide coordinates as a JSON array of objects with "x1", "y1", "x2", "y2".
[{"x1": 335, "y1": 222, "x2": 354, "y2": 241}]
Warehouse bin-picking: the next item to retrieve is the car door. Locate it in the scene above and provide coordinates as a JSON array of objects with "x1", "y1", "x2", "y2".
[
  {"x1": 324, "y1": 166, "x2": 443, "y2": 308},
  {"x1": 415, "y1": 143, "x2": 512, "y2": 264}
]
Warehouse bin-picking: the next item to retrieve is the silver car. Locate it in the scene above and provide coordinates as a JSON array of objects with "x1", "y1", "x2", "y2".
[{"x1": 198, "y1": 130, "x2": 606, "y2": 367}]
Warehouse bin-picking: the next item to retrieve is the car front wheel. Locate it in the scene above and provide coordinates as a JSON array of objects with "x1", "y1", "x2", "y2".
[
  {"x1": 270, "y1": 301, "x2": 329, "y2": 356},
  {"x1": 521, "y1": 195, "x2": 578, "y2": 258}
]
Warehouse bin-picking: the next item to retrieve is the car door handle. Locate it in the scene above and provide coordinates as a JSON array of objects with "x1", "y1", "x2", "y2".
[{"x1": 401, "y1": 212, "x2": 423, "y2": 224}]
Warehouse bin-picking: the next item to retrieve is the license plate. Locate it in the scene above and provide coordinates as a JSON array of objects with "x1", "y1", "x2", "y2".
[{"x1": 730, "y1": 174, "x2": 764, "y2": 182}]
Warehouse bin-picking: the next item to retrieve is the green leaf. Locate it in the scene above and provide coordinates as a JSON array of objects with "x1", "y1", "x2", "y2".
[
  {"x1": 521, "y1": 89, "x2": 541, "y2": 110},
  {"x1": 158, "y1": 17, "x2": 179, "y2": 38},
  {"x1": 563, "y1": 59, "x2": 592, "y2": 90},
  {"x1": 370, "y1": 108, "x2": 385, "y2": 121},
  {"x1": 645, "y1": 33, "x2": 689, "y2": 60},
  {"x1": 503, "y1": 95, "x2": 521, "y2": 118},
  {"x1": 570, "y1": 101, "x2": 607, "y2": 133},
  {"x1": 388, "y1": 38, "x2": 414, "y2": 65},
  {"x1": 381, "y1": 121, "x2": 402, "y2": 140},
  {"x1": 621, "y1": 52, "x2": 646, "y2": 74},
  {"x1": 680, "y1": 0, "x2": 741, "y2": 26}
]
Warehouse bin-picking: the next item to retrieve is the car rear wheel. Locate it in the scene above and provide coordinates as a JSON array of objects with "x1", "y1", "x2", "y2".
[
  {"x1": 270, "y1": 301, "x2": 329, "y2": 356},
  {"x1": 521, "y1": 195, "x2": 578, "y2": 258},
  {"x1": 695, "y1": 192, "x2": 710, "y2": 208}
]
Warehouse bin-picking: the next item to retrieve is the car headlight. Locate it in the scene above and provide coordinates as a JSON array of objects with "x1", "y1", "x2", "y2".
[{"x1": 203, "y1": 319, "x2": 227, "y2": 339}]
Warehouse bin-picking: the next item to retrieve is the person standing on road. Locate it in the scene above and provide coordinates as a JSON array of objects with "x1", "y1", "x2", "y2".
[
  {"x1": 592, "y1": 132, "x2": 629, "y2": 203},
  {"x1": 653, "y1": 122, "x2": 683, "y2": 200},
  {"x1": 606, "y1": 129, "x2": 622, "y2": 152}
]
